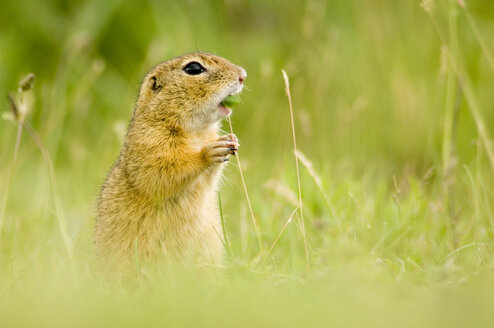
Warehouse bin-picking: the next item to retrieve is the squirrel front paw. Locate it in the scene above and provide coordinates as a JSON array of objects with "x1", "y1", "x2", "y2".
[{"x1": 201, "y1": 134, "x2": 240, "y2": 164}]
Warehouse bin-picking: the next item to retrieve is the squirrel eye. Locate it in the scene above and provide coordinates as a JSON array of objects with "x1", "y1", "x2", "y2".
[{"x1": 183, "y1": 61, "x2": 206, "y2": 75}]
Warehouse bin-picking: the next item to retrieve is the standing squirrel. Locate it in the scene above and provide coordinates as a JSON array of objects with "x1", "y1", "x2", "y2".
[{"x1": 95, "y1": 52, "x2": 246, "y2": 268}]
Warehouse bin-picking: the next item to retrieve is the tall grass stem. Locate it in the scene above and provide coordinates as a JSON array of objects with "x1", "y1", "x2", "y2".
[
  {"x1": 23, "y1": 122, "x2": 74, "y2": 260},
  {"x1": 226, "y1": 117, "x2": 263, "y2": 252},
  {"x1": 282, "y1": 69, "x2": 309, "y2": 266},
  {"x1": 263, "y1": 207, "x2": 298, "y2": 263},
  {"x1": 424, "y1": 4, "x2": 494, "y2": 175},
  {"x1": 0, "y1": 121, "x2": 23, "y2": 236}
]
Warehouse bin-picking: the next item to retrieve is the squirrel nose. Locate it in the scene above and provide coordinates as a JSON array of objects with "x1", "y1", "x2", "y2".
[{"x1": 238, "y1": 67, "x2": 247, "y2": 83}]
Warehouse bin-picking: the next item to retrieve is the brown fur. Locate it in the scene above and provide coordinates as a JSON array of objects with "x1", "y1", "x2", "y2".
[{"x1": 95, "y1": 52, "x2": 246, "y2": 269}]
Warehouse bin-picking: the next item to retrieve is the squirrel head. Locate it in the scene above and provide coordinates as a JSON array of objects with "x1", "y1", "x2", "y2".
[{"x1": 135, "y1": 52, "x2": 246, "y2": 133}]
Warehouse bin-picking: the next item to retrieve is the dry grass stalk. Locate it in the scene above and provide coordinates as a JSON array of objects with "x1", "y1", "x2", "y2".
[
  {"x1": 295, "y1": 149, "x2": 340, "y2": 229},
  {"x1": 282, "y1": 69, "x2": 309, "y2": 266},
  {"x1": 263, "y1": 207, "x2": 298, "y2": 262},
  {"x1": 0, "y1": 96, "x2": 24, "y2": 234},
  {"x1": 1, "y1": 74, "x2": 74, "y2": 261},
  {"x1": 226, "y1": 117, "x2": 263, "y2": 251}
]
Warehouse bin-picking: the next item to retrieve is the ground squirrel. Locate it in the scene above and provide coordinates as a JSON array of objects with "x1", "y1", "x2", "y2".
[{"x1": 95, "y1": 52, "x2": 246, "y2": 268}]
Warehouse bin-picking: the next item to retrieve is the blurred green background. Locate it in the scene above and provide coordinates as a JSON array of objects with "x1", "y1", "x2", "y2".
[{"x1": 1, "y1": 0, "x2": 494, "y2": 326}]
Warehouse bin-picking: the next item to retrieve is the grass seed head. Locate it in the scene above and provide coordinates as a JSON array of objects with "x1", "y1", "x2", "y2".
[{"x1": 19, "y1": 73, "x2": 35, "y2": 92}]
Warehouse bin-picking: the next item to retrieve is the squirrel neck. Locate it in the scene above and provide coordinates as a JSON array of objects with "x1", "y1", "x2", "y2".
[
  {"x1": 125, "y1": 108, "x2": 220, "y2": 149},
  {"x1": 129, "y1": 101, "x2": 222, "y2": 134}
]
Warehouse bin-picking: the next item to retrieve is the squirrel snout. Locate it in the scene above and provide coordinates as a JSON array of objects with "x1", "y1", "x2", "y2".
[{"x1": 238, "y1": 67, "x2": 247, "y2": 84}]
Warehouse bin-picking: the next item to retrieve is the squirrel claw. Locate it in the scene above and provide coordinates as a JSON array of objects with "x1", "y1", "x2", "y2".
[{"x1": 202, "y1": 135, "x2": 239, "y2": 165}]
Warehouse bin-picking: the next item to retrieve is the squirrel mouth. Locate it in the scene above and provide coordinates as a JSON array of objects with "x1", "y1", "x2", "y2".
[
  {"x1": 218, "y1": 103, "x2": 231, "y2": 117},
  {"x1": 218, "y1": 92, "x2": 242, "y2": 117},
  {"x1": 217, "y1": 95, "x2": 233, "y2": 116}
]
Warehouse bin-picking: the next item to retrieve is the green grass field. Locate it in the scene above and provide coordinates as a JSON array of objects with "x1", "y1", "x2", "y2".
[{"x1": 1, "y1": 0, "x2": 494, "y2": 326}]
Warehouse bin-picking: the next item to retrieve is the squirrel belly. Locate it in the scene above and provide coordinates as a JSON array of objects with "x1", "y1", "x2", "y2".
[{"x1": 95, "y1": 127, "x2": 225, "y2": 267}]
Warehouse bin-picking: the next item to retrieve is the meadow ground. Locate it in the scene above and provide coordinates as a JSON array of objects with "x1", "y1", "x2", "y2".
[{"x1": 1, "y1": 0, "x2": 494, "y2": 326}]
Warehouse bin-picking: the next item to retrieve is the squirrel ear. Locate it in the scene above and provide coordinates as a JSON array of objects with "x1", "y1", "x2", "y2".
[{"x1": 150, "y1": 76, "x2": 162, "y2": 92}]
